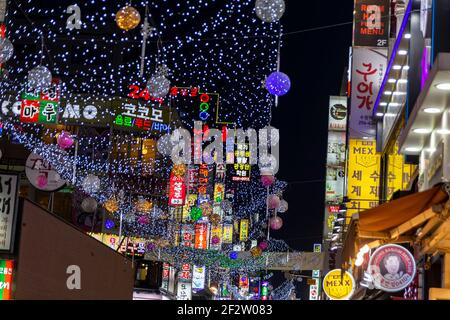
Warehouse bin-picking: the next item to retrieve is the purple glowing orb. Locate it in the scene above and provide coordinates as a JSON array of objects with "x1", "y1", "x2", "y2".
[
  {"x1": 105, "y1": 219, "x2": 115, "y2": 229},
  {"x1": 265, "y1": 71, "x2": 291, "y2": 96}
]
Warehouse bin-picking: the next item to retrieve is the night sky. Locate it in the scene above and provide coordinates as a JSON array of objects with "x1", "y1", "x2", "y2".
[{"x1": 269, "y1": 0, "x2": 353, "y2": 298}]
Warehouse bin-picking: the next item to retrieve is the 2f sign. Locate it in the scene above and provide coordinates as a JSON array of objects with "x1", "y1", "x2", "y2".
[
  {"x1": 66, "y1": 5, "x2": 82, "y2": 30},
  {"x1": 66, "y1": 265, "x2": 81, "y2": 290}
]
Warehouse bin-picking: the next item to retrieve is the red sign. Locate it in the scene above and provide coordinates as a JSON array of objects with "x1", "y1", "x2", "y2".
[
  {"x1": 179, "y1": 263, "x2": 192, "y2": 281},
  {"x1": 194, "y1": 223, "x2": 208, "y2": 250},
  {"x1": 188, "y1": 166, "x2": 199, "y2": 194},
  {"x1": 198, "y1": 164, "x2": 209, "y2": 195},
  {"x1": 368, "y1": 244, "x2": 416, "y2": 292},
  {"x1": 169, "y1": 173, "x2": 186, "y2": 207},
  {"x1": 180, "y1": 224, "x2": 194, "y2": 248},
  {"x1": 328, "y1": 206, "x2": 340, "y2": 213}
]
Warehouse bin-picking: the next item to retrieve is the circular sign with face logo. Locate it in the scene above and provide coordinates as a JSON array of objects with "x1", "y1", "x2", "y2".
[
  {"x1": 322, "y1": 269, "x2": 355, "y2": 300},
  {"x1": 25, "y1": 153, "x2": 66, "y2": 192},
  {"x1": 368, "y1": 244, "x2": 416, "y2": 292},
  {"x1": 330, "y1": 103, "x2": 347, "y2": 121}
]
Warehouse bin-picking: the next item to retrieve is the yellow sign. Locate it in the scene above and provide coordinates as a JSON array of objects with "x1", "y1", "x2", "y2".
[
  {"x1": 222, "y1": 224, "x2": 233, "y2": 243},
  {"x1": 182, "y1": 194, "x2": 198, "y2": 222},
  {"x1": 347, "y1": 139, "x2": 380, "y2": 223},
  {"x1": 386, "y1": 143, "x2": 415, "y2": 200},
  {"x1": 239, "y1": 219, "x2": 249, "y2": 241},
  {"x1": 323, "y1": 269, "x2": 355, "y2": 300}
]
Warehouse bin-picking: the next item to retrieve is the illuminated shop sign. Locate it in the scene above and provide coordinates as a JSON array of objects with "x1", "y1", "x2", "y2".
[
  {"x1": 178, "y1": 263, "x2": 192, "y2": 282},
  {"x1": 192, "y1": 265, "x2": 206, "y2": 291},
  {"x1": 1, "y1": 94, "x2": 171, "y2": 134},
  {"x1": 180, "y1": 224, "x2": 194, "y2": 248},
  {"x1": 0, "y1": 173, "x2": 19, "y2": 252},
  {"x1": 169, "y1": 172, "x2": 186, "y2": 207},
  {"x1": 222, "y1": 224, "x2": 233, "y2": 244},
  {"x1": 0, "y1": 260, "x2": 13, "y2": 300},
  {"x1": 194, "y1": 222, "x2": 209, "y2": 250},
  {"x1": 231, "y1": 143, "x2": 251, "y2": 182},
  {"x1": 353, "y1": 0, "x2": 390, "y2": 47},
  {"x1": 239, "y1": 219, "x2": 249, "y2": 242},
  {"x1": 20, "y1": 79, "x2": 60, "y2": 124}
]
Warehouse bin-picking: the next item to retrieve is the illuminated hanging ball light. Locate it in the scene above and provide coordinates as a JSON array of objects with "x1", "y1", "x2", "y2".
[
  {"x1": 261, "y1": 175, "x2": 275, "y2": 187},
  {"x1": 81, "y1": 197, "x2": 98, "y2": 213},
  {"x1": 200, "y1": 202, "x2": 213, "y2": 218},
  {"x1": 27, "y1": 65, "x2": 52, "y2": 91},
  {"x1": 104, "y1": 198, "x2": 119, "y2": 213},
  {"x1": 255, "y1": 0, "x2": 286, "y2": 23},
  {"x1": 150, "y1": 206, "x2": 164, "y2": 217},
  {"x1": 229, "y1": 251, "x2": 238, "y2": 260},
  {"x1": 156, "y1": 133, "x2": 174, "y2": 156},
  {"x1": 270, "y1": 216, "x2": 283, "y2": 230},
  {"x1": 147, "y1": 73, "x2": 171, "y2": 98},
  {"x1": 250, "y1": 246, "x2": 263, "y2": 258},
  {"x1": 82, "y1": 174, "x2": 101, "y2": 194},
  {"x1": 220, "y1": 199, "x2": 232, "y2": 212},
  {"x1": 115, "y1": 6, "x2": 141, "y2": 31},
  {"x1": 0, "y1": 38, "x2": 14, "y2": 64},
  {"x1": 211, "y1": 236, "x2": 221, "y2": 245},
  {"x1": 36, "y1": 174, "x2": 48, "y2": 189},
  {"x1": 137, "y1": 215, "x2": 149, "y2": 225},
  {"x1": 172, "y1": 164, "x2": 187, "y2": 177},
  {"x1": 135, "y1": 198, "x2": 152, "y2": 213},
  {"x1": 210, "y1": 213, "x2": 221, "y2": 226},
  {"x1": 190, "y1": 207, "x2": 203, "y2": 221},
  {"x1": 265, "y1": 71, "x2": 291, "y2": 96},
  {"x1": 146, "y1": 242, "x2": 156, "y2": 251},
  {"x1": 259, "y1": 241, "x2": 268, "y2": 251},
  {"x1": 278, "y1": 199, "x2": 288, "y2": 213},
  {"x1": 56, "y1": 131, "x2": 74, "y2": 149},
  {"x1": 105, "y1": 219, "x2": 115, "y2": 229},
  {"x1": 267, "y1": 194, "x2": 281, "y2": 209}
]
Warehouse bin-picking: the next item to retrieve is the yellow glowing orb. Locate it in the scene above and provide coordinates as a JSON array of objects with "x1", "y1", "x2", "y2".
[{"x1": 116, "y1": 6, "x2": 141, "y2": 31}]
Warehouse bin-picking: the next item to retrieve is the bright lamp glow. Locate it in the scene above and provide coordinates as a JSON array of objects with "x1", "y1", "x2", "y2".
[
  {"x1": 398, "y1": 50, "x2": 408, "y2": 55},
  {"x1": 437, "y1": 128, "x2": 450, "y2": 134},
  {"x1": 384, "y1": 91, "x2": 392, "y2": 95},
  {"x1": 388, "y1": 78, "x2": 396, "y2": 83},
  {"x1": 413, "y1": 128, "x2": 432, "y2": 134},
  {"x1": 436, "y1": 83, "x2": 450, "y2": 90},
  {"x1": 404, "y1": 33, "x2": 411, "y2": 39},
  {"x1": 393, "y1": 65, "x2": 402, "y2": 70},
  {"x1": 376, "y1": 112, "x2": 384, "y2": 117},
  {"x1": 405, "y1": 147, "x2": 421, "y2": 152},
  {"x1": 424, "y1": 107, "x2": 442, "y2": 114}
]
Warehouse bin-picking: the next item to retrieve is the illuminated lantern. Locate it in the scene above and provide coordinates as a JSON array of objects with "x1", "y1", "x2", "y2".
[
  {"x1": 146, "y1": 242, "x2": 156, "y2": 251},
  {"x1": 28, "y1": 65, "x2": 52, "y2": 91},
  {"x1": 57, "y1": 131, "x2": 74, "y2": 149},
  {"x1": 0, "y1": 38, "x2": 14, "y2": 63},
  {"x1": 105, "y1": 219, "x2": 114, "y2": 229},
  {"x1": 82, "y1": 174, "x2": 101, "y2": 194},
  {"x1": 137, "y1": 215, "x2": 149, "y2": 224},
  {"x1": 36, "y1": 174, "x2": 48, "y2": 188},
  {"x1": 209, "y1": 214, "x2": 221, "y2": 226},
  {"x1": 259, "y1": 241, "x2": 268, "y2": 250},
  {"x1": 270, "y1": 216, "x2": 283, "y2": 230},
  {"x1": 220, "y1": 199, "x2": 232, "y2": 212},
  {"x1": 200, "y1": 202, "x2": 213, "y2": 217},
  {"x1": 229, "y1": 251, "x2": 238, "y2": 260},
  {"x1": 104, "y1": 198, "x2": 119, "y2": 213},
  {"x1": 267, "y1": 194, "x2": 280, "y2": 209},
  {"x1": 190, "y1": 207, "x2": 203, "y2": 221},
  {"x1": 172, "y1": 164, "x2": 187, "y2": 177},
  {"x1": 147, "y1": 72, "x2": 171, "y2": 98},
  {"x1": 261, "y1": 175, "x2": 275, "y2": 187},
  {"x1": 255, "y1": 0, "x2": 286, "y2": 23},
  {"x1": 251, "y1": 246, "x2": 263, "y2": 257},
  {"x1": 81, "y1": 197, "x2": 97, "y2": 213},
  {"x1": 278, "y1": 199, "x2": 288, "y2": 213},
  {"x1": 265, "y1": 71, "x2": 291, "y2": 96},
  {"x1": 115, "y1": 6, "x2": 141, "y2": 31},
  {"x1": 211, "y1": 236, "x2": 220, "y2": 245},
  {"x1": 135, "y1": 198, "x2": 152, "y2": 213}
]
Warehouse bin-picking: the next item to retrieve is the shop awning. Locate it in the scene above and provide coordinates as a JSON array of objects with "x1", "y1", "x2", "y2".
[{"x1": 341, "y1": 183, "x2": 449, "y2": 267}]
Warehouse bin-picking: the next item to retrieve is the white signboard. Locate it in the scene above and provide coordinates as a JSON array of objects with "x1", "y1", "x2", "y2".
[
  {"x1": 25, "y1": 153, "x2": 66, "y2": 192},
  {"x1": 192, "y1": 265, "x2": 206, "y2": 291},
  {"x1": 0, "y1": 173, "x2": 18, "y2": 252},
  {"x1": 177, "y1": 282, "x2": 192, "y2": 300},
  {"x1": 349, "y1": 47, "x2": 388, "y2": 139},
  {"x1": 309, "y1": 284, "x2": 319, "y2": 300},
  {"x1": 328, "y1": 96, "x2": 348, "y2": 131}
]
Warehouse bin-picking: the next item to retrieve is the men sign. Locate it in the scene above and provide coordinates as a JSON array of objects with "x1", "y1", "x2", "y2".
[{"x1": 323, "y1": 269, "x2": 355, "y2": 300}]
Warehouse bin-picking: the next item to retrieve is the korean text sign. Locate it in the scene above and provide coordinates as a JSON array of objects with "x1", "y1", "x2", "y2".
[
  {"x1": 349, "y1": 48, "x2": 387, "y2": 139},
  {"x1": 0, "y1": 173, "x2": 18, "y2": 252}
]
